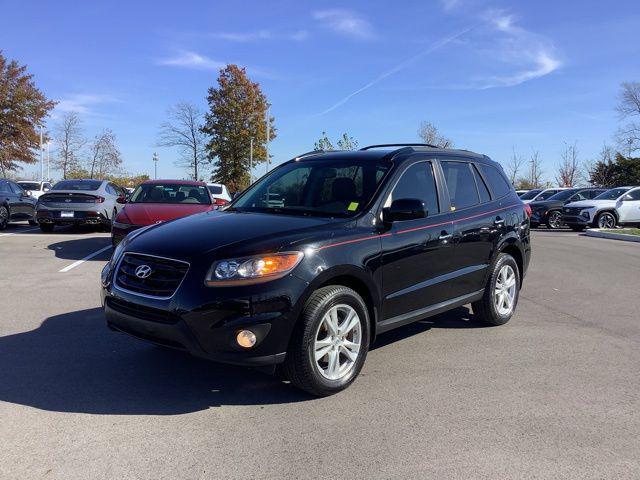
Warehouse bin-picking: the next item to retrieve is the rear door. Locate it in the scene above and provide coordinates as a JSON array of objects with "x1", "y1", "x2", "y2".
[
  {"x1": 8, "y1": 181, "x2": 30, "y2": 217},
  {"x1": 380, "y1": 160, "x2": 455, "y2": 322}
]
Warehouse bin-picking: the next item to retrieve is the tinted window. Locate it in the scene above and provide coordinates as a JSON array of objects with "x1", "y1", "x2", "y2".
[
  {"x1": 519, "y1": 189, "x2": 542, "y2": 200},
  {"x1": 626, "y1": 189, "x2": 640, "y2": 201},
  {"x1": 130, "y1": 184, "x2": 212, "y2": 205},
  {"x1": 537, "y1": 189, "x2": 561, "y2": 200},
  {"x1": 441, "y1": 161, "x2": 479, "y2": 209},
  {"x1": 208, "y1": 185, "x2": 223, "y2": 195},
  {"x1": 0, "y1": 182, "x2": 8, "y2": 193},
  {"x1": 471, "y1": 165, "x2": 491, "y2": 203},
  {"x1": 52, "y1": 180, "x2": 102, "y2": 191},
  {"x1": 387, "y1": 162, "x2": 439, "y2": 215},
  {"x1": 548, "y1": 189, "x2": 580, "y2": 201},
  {"x1": 479, "y1": 164, "x2": 511, "y2": 198},
  {"x1": 9, "y1": 182, "x2": 23, "y2": 194},
  {"x1": 594, "y1": 188, "x2": 631, "y2": 200},
  {"x1": 18, "y1": 182, "x2": 40, "y2": 190}
]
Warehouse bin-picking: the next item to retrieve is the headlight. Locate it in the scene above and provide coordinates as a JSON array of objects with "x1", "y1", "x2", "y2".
[{"x1": 206, "y1": 252, "x2": 303, "y2": 286}]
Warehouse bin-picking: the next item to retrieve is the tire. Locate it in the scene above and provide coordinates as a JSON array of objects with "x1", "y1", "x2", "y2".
[
  {"x1": 39, "y1": 223, "x2": 54, "y2": 233},
  {"x1": 0, "y1": 205, "x2": 8, "y2": 230},
  {"x1": 597, "y1": 211, "x2": 616, "y2": 229},
  {"x1": 472, "y1": 253, "x2": 520, "y2": 326},
  {"x1": 546, "y1": 210, "x2": 563, "y2": 229},
  {"x1": 570, "y1": 225, "x2": 585, "y2": 232},
  {"x1": 283, "y1": 285, "x2": 370, "y2": 396}
]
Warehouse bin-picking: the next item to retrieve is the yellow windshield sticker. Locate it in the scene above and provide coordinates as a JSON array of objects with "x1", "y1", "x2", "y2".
[{"x1": 348, "y1": 202, "x2": 359, "y2": 211}]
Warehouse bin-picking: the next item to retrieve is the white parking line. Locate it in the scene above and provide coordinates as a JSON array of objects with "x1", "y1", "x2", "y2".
[
  {"x1": 59, "y1": 245, "x2": 113, "y2": 273},
  {"x1": 0, "y1": 227, "x2": 40, "y2": 237}
]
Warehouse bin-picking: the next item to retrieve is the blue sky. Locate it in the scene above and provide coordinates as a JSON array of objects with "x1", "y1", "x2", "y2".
[{"x1": 2, "y1": 0, "x2": 639, "y2": 182}]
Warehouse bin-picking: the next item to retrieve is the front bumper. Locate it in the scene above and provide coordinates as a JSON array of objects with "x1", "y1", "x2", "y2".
[
  {"x1": 101, "y1": 259, "x2": 308, "y2": 366},
  {"x1": 529, "y1": 211, "x2": 546, "y2": 227}
]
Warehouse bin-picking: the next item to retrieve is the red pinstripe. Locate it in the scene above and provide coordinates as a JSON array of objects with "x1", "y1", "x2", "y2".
[{"x1": 317, "y1": 203, "x2": 523, "y2": 251}]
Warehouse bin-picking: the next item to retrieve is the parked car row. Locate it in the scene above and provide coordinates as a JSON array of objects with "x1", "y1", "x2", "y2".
[
  {"x1": 523, "y1": 186, "x2": 640, "y2": 230},
  {"x1": 0, "y1": 177, "x2": 232, "y2": 233}
]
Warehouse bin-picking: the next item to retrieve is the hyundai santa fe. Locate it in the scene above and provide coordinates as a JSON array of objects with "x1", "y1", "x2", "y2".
[{"x1": 101, "y1": 144, "x2": 531, "y2": 396}]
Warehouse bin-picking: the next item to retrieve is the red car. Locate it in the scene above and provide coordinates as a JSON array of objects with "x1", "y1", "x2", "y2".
[{"x1": 111, "y1": 180, "x2": 214, "y2": 245}]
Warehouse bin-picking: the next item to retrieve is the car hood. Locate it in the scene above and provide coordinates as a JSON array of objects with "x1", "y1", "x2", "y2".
[
  {"x1": 127, "y1": 210, "x2": 340, "y2": 262},
  {"x1": 564, "y1": 199, "x2": 616, "y2": 209},
  {"x1": 529, "y1": 200, "x2": 564, "y2": 209},
  {"x1": 121, "y1": 203, "x2": 212, "y2": 225}
]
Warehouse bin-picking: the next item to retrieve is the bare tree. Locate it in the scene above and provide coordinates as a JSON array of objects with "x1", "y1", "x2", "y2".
[
  {"x1": 555, "y1": 142, "x2": 582, "y2": 187},
  {"x1": 527, "y1": 150, "x2": 545, "y2": 188},
  {"x1": 53, "y1": 112, "x2": 86, "y2": 179},
  {"x1": 158, "y1": 102, "x2": 207, "y2": 180},
  {"x1": 88, "y1": 129, "x2": 122, "y2": 178},
  {"x1": 615, "y1": 82, "x2": 640, "y2": 155},
  {"x1": 417, "y1": 121, "x2": 453, "y2": 148},
  {"x1": 506, "y1": 148, "x2": 525, "y2": 185}
]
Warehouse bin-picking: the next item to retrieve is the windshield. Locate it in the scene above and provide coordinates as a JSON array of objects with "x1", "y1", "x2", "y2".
[
  {"x1": 547, "y1": 189, "x2": 580, "y2": 201},
  {"x1": 519, "y1": 189, "x2": 542, "y2": 200},
  {"x1": 129, "y1": 184, "x2": 211, "y2": 204},
  {"x1": 18, "y1": 182, "x2": 40, "y2": 190},
  {"x1": 52, "y1": 180, "x2": 102, "y2": 191},
  {"x1": 594, "y1": 187, "x2": 631, "y2": 200},
  {"x1": 536, "y1": 189, "x2": 562, "y2": 200},
  {"x1": 231, "y1": 158, "x2": 390, "y2": 217},
  {"x1": 208, "y1": 185, "x2": 223, "y2": 195}
]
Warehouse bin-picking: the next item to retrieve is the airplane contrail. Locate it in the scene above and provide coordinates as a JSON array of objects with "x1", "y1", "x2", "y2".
[{"x1": 319, "y1": 27, "x2": 473, "y2": 115}]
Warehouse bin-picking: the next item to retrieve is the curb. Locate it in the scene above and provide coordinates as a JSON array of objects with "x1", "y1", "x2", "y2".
[{"x1": 584, "y1": 229, "x2": 640, "y2": 243}]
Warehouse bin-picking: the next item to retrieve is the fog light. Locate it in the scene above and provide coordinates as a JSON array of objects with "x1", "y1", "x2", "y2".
[{"x1": 236, "y1": 330, "x2": 256, "y2": 348}]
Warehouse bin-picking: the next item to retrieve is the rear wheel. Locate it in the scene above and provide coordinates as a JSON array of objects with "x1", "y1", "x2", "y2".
[
  {"x1": 39, "y1": 223, "x2": 54, "y2": 233},
  {"x1": 546, "y1": 210, "x2": 563, "y2": 229},
  {"x1": 284, "y1": 285, "x2": 370, "y2": 396},
  {"x1": 472, "y1": 253, "x2": 520, "y2": 326},
  {"x1": 597, "y1": 211, "x2": 616, "y2": 229},
  {"x1": 0, "y1": 205, "x2": 8, "y2": 230}
]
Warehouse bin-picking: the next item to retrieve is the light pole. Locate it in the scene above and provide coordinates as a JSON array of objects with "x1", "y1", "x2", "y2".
[
  {"x1": 265, "y1": 107, "x2": 270, "y2": 174},
  {"x1": 46, "y1": 141, "x2": 50, "y2": 181},
  {"x1": 40, "y1": 125, "x2": 44, "y2": 182},
  {"x1": 153, "y1": 152, "x2": 159, "y2": 179}
]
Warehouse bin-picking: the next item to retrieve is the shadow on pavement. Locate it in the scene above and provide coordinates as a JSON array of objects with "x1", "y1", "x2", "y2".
[
  {"x1": 0, "y1": 305, "x2": 492, "y2": 415},
  {"x1": 47, "y1": 237, "x2": 112, "y2": 261}
]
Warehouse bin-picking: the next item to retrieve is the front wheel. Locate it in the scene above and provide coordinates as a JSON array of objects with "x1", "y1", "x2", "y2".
[
  {"x1": 472, "y1": 253, "x2": 520, "y2": 326},
  {"x1": 284, "y1": 285, "x2": 370, "y2": 396},
  {"x1": 0, "y1": 205, "x2": 8, "y2": 230},
  {"x1": 546, "y1": 210, "x2": 563, "y2": 229},
  {"x1": 597, "y1": 212, "x2": 616, "y2": 229}
]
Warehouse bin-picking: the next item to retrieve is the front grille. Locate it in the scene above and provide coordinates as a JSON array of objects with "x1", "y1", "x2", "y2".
[
  {"x1": 115, "y1": 253, "x2": 189, "y2": 298},
  {"x1": 106, "y1": 297, "x2": 181, "y2": 324},
  {"x1": 563, "y1": 207, "x2": 583, "y2": 215}
]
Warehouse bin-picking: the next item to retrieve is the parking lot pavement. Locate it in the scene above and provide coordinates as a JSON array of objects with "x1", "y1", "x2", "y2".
[{"x1": 1, "y1": 227, "x2": 639, "y2": 479}]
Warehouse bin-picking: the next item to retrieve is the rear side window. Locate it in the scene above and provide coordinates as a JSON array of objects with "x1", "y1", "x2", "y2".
[
  {"x1": 0, "y1": 182, "x2": 8, "y2": 193},
  {"x1": 208, "y1": 185, "x2": 223, "y2": 195},
  {"x1": 471, "y1": 165, "x2": 491, "y2": 203},
  {"x1": 479, "y1": 164, "x2": 511, "y2": 198},
  {"x1": 441, "y1": 161, "x2": 479, "y2": 210},
  {"x1": 9, "y1": 182, "x2": 23, "y2": 194},
  {"x1": 387, "y1": 162, "x2": 439, "y2": 215},
  {"x1": 626, "y1": 189, "x2": 640, "y2": 201}
]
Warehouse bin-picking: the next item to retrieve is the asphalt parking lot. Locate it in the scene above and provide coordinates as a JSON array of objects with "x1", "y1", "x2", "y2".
[{"x1": 1, "y1": 225, "x2": 639, "y2": 479}]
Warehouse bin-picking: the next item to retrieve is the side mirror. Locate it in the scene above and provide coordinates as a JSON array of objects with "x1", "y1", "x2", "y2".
[
  {"x1": 382, "y1": 198, "x2": 427, "y2": 223},
  {"x1": 116, "y1": 195, "x2": 127, "y2": 204}
]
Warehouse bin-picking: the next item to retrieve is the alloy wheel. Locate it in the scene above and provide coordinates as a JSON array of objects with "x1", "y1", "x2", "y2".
[
  {"x1": 0, "y1": 206, "x2": 8, "y2": 229},
  {"x1": 494, "y1": 264, "x2": 517, "y2": 316},
  {"x1": 313, "y1": 304, "x2": 362, "y2": 381},
  {"x1": 598, "y1": 213, "x2": 616, "y2": 229},
  {"x1": 548, "y1": 211, "x2": 562, "y2": 229}
]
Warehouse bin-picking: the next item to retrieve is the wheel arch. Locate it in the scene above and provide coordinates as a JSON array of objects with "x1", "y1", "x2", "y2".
[{"x1": 495, "y1": 237, "x2": 524, "y2": 287}]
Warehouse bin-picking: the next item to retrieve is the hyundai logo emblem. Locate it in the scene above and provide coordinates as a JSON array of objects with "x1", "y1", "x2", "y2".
[{"x1": 134, "y1": 264, "x2": 153, "y2": 279}]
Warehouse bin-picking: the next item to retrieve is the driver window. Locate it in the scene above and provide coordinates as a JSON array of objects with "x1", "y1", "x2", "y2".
[{"x1": 385, "y1": 162, "x2": 439, "y2": 215}]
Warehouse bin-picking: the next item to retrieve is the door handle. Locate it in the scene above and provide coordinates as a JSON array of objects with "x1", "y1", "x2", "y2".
[{"x1": 439, "y1": 232, "x2": 453, "y2": 242}]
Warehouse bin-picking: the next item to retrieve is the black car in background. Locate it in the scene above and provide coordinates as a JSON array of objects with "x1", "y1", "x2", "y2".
[
  {"x1": 101, "y1": 144, "x2": 531, "y2": 396},
  {"x1": 0, "y1": 179, "x2": 37, "y2": 229},
  {"x1": 529, "y1": 187, "x2": 606, "y2": 229}
]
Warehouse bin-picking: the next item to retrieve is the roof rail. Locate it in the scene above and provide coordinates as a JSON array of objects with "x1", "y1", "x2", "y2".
[
  {"x1": 293, "y1": 149, "x2": 324, "y2": 160},
  {"x1": 360, "y1": 143, "x2": 440, "y2": 150}
]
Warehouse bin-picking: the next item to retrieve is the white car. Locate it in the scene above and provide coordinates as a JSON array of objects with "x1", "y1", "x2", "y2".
[
  {"x1": 561, "y1": 186, "x2": 640, "y2": 231},
  {"x1": 17, "y1": 180, "x2": 53, "y2": 199},
  {"x1": 520, "y1": 187, "x2": 568, "y2": 204},
  {"x1": 206, "y1": 183, "x2": 232, "y2": 207}
]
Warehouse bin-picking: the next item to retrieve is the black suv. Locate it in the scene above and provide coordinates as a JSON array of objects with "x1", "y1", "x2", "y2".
[
  {"x1": 528, "y1": 187, "x2": 606, "y2": 229},
  {"x1": 101, "y1": 145, "x2": 531, "y2": 396},
  {"x1": 0, "y1": 179, "x2": 38, "y2": 230}
]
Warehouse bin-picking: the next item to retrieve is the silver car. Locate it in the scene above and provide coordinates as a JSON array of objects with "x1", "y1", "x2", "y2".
[{"x1": 36, "y1": 179, "x2": 126, "y2": 232}]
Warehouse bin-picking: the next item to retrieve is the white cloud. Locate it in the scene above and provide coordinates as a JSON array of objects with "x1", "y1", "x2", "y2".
[
  {"x1": 156, "y1": 51, "x2": 225, "y2": 70},
  {"x1": 209, "y1": 29, "x2": 308, "y2": 42},
  {"x1": 313, "y1": 9, "x2": 374, "y2": 39},
  {"x1": 54, "y1": 93, "x2": 119, "y2": 116}
]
